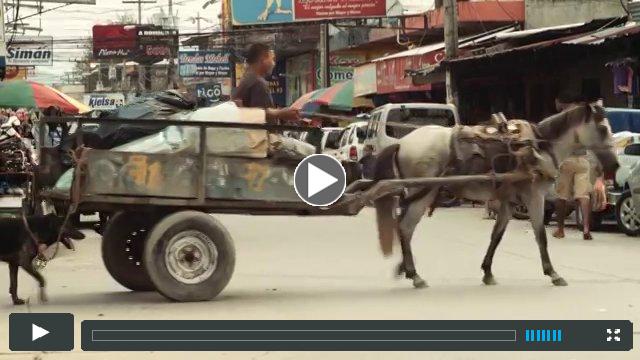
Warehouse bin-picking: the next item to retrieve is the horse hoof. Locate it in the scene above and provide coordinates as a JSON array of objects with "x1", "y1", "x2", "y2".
[
  {"x1": 13, "y1": 298, "x2": 26, "y2": 305},
  {"x1": 552, "y1": 277, "x2": 568, "y2": 286},
  {"x1": 413, "y1": 277, "x2": 428, "y2": 289},
  {"x1": 482, "y1": 275, "x2": 498, "y2": 286}
]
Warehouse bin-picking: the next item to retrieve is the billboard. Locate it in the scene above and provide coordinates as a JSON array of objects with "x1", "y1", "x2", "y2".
[
  {"x1": 92, "y1": 25, "x2": 177, "y2": 63},
  {"x1": 178, "y1": 50, "x2": 231, "y2": 78},
  {"x1": 231, "y1": 0, "x2": 388, "y2": 26},
  {"x1": 93, "y1": 25, "x2": 138, "y2": 60},
  {"x1": 7, "y1": 36, "x2": 53, "y2": 66},
  {"x1": 137, "y1": 26, "x2": 178, "y2": 62},
  {"x1": 83, "y1": 93, "x2": 126, "y2": 111}
]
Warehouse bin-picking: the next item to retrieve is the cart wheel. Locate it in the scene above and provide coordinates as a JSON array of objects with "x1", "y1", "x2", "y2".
[
  {"x1": 102, "y1": 212, "x2": 157, "y2": 291},
  {"x1": 143, "y1": 211, "x2": 235, "y2": 302}
]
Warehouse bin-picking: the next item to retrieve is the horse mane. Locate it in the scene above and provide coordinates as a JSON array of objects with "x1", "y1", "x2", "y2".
[{"x1": 535, "y1": 103, "x2": 604, "y2": 140}]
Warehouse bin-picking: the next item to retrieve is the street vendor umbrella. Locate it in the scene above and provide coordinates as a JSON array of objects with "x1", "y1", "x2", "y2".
[
  {"x1": 291, "y1": 80, "x2": 374, "y2": 112},
  {"x1": 0, "y1": 80, "x2": 91, "y2": 114}
]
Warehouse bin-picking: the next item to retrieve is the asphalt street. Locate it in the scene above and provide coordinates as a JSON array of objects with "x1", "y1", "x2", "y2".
[{"x1": 1, "y1": 207, "x2": 639, "y2": 360}]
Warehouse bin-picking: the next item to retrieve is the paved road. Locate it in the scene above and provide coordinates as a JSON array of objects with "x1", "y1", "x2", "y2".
[{"x1": 2, "y1": 207, "x2": 639, "y2": 360}]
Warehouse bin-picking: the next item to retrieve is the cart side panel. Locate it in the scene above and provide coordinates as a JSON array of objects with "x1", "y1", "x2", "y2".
[
  {"x1": 206, "y1": 157, "x2": 299, "y2": 202},
  {"x1": 83, "y1": 150, "x2": 200, "y2": 198},
  {"x1": 82, "y1": 150, "x2": 301, "y2": 202}
]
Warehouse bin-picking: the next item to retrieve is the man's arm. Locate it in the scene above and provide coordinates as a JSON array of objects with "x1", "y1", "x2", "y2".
[{"x1": 265, "y1": 108, "x2": 300, "y2": 124}]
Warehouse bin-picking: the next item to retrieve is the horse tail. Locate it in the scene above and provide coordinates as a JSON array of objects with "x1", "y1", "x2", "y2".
[{"x1": 374, "y1": 144, "x2": 401, "y2": 256}]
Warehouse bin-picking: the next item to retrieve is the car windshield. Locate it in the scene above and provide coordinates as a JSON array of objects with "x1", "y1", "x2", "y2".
[{"x1": 386, "y1": 108, "x2": 456, "y2": 138}]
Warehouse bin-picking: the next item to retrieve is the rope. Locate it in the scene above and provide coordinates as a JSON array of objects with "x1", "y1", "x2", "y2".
[{"x1": 20, "y1": 209, "x2": 45, "y2": 260}]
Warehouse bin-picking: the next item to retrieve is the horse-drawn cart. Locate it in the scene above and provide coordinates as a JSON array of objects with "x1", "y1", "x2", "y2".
[{"x1": 37, "y1": 115, "x2": 530, "y2": 302}]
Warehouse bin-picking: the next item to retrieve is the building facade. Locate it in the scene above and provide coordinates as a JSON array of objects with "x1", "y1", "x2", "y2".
[{"x1": 525, "y1": 0, "x2": 629, "y2": 29}]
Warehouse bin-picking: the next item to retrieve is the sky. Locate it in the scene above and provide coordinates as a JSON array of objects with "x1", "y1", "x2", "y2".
[{"x1": 7, "y1": 0, "x2": 221, "y2": 84}]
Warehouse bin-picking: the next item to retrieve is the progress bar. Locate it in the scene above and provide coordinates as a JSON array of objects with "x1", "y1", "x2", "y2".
[{"x1": 81, "y1": 320, "x2": 633, "y2": 351}]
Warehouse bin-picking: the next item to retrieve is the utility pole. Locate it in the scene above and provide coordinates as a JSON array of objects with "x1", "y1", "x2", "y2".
[
  {"x1": 319, "y1": 22, "x2": 330, "y2": 88},
  {"x1": 443, "y1": 0, "x2": 459, "y2": 107},
  {"x1": 0, "y1": 0, "x2": 6, "y2": 80},
  {"x1": 221, "y1": 0, "x2": 236, "y2": 87},
  {"x1": 122, "y1": 0, "x2": 157, "y2": 25},
  {"x1": 168, "y1": 0, "x2": 173, "y2": 27}
]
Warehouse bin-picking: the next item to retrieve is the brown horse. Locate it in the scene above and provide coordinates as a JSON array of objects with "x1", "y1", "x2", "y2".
[{"x1": 374, "y1": 104, "x2": 619, "y2": 288}]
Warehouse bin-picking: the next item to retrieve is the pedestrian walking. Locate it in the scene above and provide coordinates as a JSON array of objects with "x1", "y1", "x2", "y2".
[{"x1": 552, "y1": 92, "x2": 596, "y2": 240}]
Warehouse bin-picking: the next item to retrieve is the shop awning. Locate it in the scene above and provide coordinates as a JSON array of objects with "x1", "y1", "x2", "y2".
[
  {"x1": 353, "y1": 25, "x2": 518, "y2": 95},
  {"x1": 410, "y1": 18, "x2": 634, "y2": 85}
]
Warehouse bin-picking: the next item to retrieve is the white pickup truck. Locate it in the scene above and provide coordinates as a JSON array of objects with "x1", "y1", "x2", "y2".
[{"x1": 363, "y1": 103, "x2": 461, "y2": 155}]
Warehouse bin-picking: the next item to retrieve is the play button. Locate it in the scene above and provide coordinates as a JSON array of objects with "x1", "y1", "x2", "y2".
[
  {"x1": 32, "y1": 324, "x2": 50, "y2": 341},
  {"x1": 294, "y1": 154, "x2": 346, "y2": 207},
  {"x1": 9, "y1": 313, "x2": 74, "y2": 351}
]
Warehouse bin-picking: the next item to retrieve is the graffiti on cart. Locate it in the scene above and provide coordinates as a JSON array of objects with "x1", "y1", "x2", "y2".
[
  {"x1": 242, "y1": 162, "x2": 270, "y2": 192},
  {"x1": 126, "y1": 155, "x2": 163, "y2": 191}
]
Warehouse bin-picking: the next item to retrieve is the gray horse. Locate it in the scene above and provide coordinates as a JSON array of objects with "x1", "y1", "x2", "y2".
[{"x1": 374, "y1": 104, "x2": 619, "y2": 288}]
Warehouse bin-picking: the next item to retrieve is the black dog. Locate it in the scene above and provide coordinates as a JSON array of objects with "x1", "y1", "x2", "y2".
[{"x1": 0, "y1": 214, "x2": 84, "y2": 305}]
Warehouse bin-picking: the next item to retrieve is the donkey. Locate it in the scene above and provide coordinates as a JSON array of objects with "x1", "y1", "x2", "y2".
[{"x1": 374, "y1": 104, "x2": 619, "y2": 288}]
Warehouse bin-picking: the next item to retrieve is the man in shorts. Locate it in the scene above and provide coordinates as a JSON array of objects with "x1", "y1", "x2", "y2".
[
  {"x1": 553, "y1": 153, "x2": 593, "y2": 240},
  {"x1": 552, "y1": 93, "x2": 594, "y2": 240}
]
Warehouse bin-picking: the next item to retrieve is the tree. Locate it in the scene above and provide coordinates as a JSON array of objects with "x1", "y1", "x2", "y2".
[{"x1": 114, "y1": 13, "x2": 136, "y2": 25}]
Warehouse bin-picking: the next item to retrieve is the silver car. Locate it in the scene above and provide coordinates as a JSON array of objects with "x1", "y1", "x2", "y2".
[{"x1": 622, "y1": 161, "x2": 640, "y2": 236}]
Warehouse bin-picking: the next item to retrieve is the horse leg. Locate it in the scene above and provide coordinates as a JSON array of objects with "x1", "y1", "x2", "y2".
[
  {"x1": 481, "y1": 200, "x2": 512, "y2": 285},
  {"x1": 397, "y1": 188, "x2": 439, "y2": 289},
  {"x1": 526, "y1": 186, "x2": 568, "y2": 286}
]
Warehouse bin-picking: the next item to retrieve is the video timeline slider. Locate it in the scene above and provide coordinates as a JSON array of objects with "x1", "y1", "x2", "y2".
[{"x1": 81, "y1": 320, "x2": 633, "y2": 351}]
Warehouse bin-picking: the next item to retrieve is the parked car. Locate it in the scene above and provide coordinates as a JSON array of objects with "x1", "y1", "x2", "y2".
[
  {"x1": 616, "y1": 150, "x2": 640, "y2": 236},
  {"x1": 364, "y1": 103, "x2": 460, "y2": 155},
  {"x1": 332, "y1": 121, "x2": 368, "y2": 163},
  {"x1": 320, "y1": 127, "x2": 344, "y2": 153}
]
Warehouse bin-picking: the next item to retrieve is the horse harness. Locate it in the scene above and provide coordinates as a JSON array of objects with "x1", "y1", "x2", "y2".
[{"x1": 447, "y1": 117, "x2": 558, "y2": 184}]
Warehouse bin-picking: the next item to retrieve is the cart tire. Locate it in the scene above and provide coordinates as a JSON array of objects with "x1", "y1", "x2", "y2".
[
  {"x1": 102, "y1": 212, "x2": 157, "y2": 291},
  {"x1": 143, "y1": 211, "x2": 235, "y2": 302}
]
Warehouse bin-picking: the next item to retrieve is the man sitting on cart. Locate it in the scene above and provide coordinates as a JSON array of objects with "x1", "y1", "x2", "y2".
[{"x1": 233, "y1": 43, "x2": 315, "y2": 160}]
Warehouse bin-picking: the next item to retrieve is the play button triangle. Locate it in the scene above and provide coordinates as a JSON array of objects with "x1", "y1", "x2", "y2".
[
  {"x1": 307, "y1": 163, "x2": 338, "y2": 197},
  {"x1": 32, "y1": 324, "x2": 49, "y2": 341}
]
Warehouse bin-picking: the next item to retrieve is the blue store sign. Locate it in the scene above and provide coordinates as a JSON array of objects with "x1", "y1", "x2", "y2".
[{"x1": 179, "y1": 50, "x2": 231, "y2": 78}]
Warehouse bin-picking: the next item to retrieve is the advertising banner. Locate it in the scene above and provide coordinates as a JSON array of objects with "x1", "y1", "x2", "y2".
[
  {"x1": 179, "y1": 50, "x2": 231, "y2": 78},
  {"x1": 295, "y1": 0, "x2": 386, "y2": 20},
  {"x1": 315, "y1": 66, "x2": 354, "y2": 86},
  {"x1": 232, "y1": 0, "x2": 388, "y2": 25},
  {"x1": 7, "y1": 36, "x2": 53, "y2": 66},
  {"x1": 375, "y1": 51, "x2": 443, "y2": 94},
  {"x1": 268, "y1": 60, "x2": 287, "y2": 107},
  {"x1": 196, "y1": 83, "x2": 223, "y2": 105},
  {"x1": 83, "y1": 93, "x2": 126, "y2": 111},
  {"x1": 92, "y1": 25, "x2": 137, "y2": 60},
  {"x1": 137, "y1": 26, "x2": 178, "y2": 62}
]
